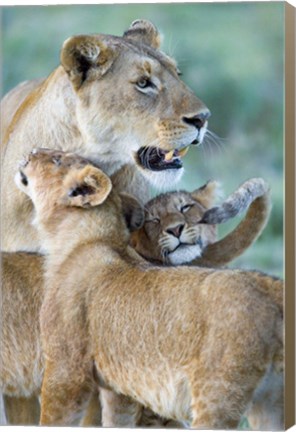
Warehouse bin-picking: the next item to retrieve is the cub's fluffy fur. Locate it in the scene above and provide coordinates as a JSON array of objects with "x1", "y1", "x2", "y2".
[{"x1": 15, "y1": 149, "x2": 283, "y2": 429}]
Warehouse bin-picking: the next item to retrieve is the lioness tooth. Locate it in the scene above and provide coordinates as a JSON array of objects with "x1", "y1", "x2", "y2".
[
  {"x1": 178, "y1": 147, "x2": 189, "y2": 157},
  {"x1": 164, "y1": 150, "x2": 175, "y2": 161}
]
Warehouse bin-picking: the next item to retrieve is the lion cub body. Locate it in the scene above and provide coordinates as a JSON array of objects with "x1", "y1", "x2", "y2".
[{"x1": 15, "y1": 149, "x2": 283, "y2": 429}]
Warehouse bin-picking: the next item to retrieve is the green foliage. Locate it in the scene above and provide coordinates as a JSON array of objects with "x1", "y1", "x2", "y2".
[{"x1": 2, "y1": 3, "x2": 284, "y2": 276}]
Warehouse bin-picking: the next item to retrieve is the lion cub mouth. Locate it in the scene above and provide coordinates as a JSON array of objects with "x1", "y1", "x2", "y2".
[{"x1": 136, "y1": 146, "x2": 189, "y2": 171}]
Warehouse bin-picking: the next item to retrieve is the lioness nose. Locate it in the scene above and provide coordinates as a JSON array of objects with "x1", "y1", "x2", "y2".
[
  {"x1": 166, "y1": 223, "x2": 184, "y2": 238},
  {"x1": 183, "y1": 110, "x2": 211, "y2": 130}
]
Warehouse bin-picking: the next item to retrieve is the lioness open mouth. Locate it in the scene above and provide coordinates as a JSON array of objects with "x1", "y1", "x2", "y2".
[{"x1": 136, "y1": 146, "x2": 189, "y2": 171}]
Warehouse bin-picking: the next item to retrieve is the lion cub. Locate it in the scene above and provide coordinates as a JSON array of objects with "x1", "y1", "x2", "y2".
[
  {"x1": 15, "y1": 148, "x2": 283, "y2": 429},
  {"x1": 131, "y1": 178, "x2": 270, "y2": 267}
]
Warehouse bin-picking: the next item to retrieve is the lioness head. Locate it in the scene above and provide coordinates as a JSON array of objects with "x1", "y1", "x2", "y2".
[
  {"x1": 61, "y1": 19, "x2": 210, "y2": 186},
  {"x1": 130, "y1": 182, "x2": 220, "y2": 265}
]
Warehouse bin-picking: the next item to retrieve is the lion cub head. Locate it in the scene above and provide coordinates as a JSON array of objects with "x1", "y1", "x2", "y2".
[
  {"x1": 15, "y1": 149, "x2": 143, "y2": 244},
  {"x1": 130, "y1": 182, "x2": 219, "y2": 265}
]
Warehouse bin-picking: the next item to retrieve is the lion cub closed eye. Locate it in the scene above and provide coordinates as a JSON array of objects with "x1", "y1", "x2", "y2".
[{"x1": 131, "y1": 178, "x2": 271, "y2": 268}]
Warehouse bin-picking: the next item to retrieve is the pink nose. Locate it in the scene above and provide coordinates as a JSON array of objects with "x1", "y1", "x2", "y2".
[{"x1": 166, "y1": 224, "x2": 184, "y2": 238}]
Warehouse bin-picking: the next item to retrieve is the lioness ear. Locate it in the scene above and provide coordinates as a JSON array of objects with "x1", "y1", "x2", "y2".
[
  {"x1": 61, "y1": 35, "x2": 117, "y2": 90},
  {"x1": 120, "y1": 192, "x2": 145, "y2": 232},
  {"x1": 123, "y1": 19, "x2": 162, "y2": 49},
  {"x1": 63, "y1": 165, "x2": 112, "y2": 208},
  {"x1": 191, "y1": 180, "x2": 222, "y2": 209}
]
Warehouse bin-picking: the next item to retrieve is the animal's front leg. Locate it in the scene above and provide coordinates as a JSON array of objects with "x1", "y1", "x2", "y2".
[
  {"x1": 3, "y1": 394, "x2": 40, "y2": 425},
  {"x1": 80, "y1": 389, "x2": 102, "y2": 426},
  {"x1": 100, "y1": 387, "x2": 142, "y2": 427},
  {"x1": 40, "y1": 360, "x2": 92, "y2": 426}
]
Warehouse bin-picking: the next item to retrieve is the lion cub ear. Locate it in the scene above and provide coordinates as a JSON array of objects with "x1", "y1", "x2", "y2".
[
  {"x1": 119, "y1": 193, "x2": 145, "y2": 232},
  {"x1": 63, "y1": 165, "x2": 112, "y2": 208},
  {"x1": 191, "y1": 180, "x2": 222, "y2": 209},
  {"x1": 123, "y1": 20, "x2": 162, "y2": 49},
  {"x1": 61, "y1": 35, "x2": 117, "y2": 90}
]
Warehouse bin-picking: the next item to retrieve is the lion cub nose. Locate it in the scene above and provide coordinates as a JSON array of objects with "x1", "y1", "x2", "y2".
[
  {"x1": 183, "y1": 110, "x2": 211, "y2": 130},
  {"x1": 166, "y1": 223, "x2": 184, "y2": 238}
]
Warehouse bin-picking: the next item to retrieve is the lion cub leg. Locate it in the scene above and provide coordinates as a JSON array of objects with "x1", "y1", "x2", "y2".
[
  {"x1": 245, "y1": 367, "x2": 284, "y2": 430},
  {"x1": 79, "y1": 390, "x2": 102, "y2": 426},
  {"x1": 3, "y1": 395, "x2": 40, "y2": 425},
  {"x1": 189, "y1": 365, "x2": 262, "y2": 429},
  {"x1": 40, "y1": 360, "x2": 93, "y2": 426},
  {"x1": 100, "y1": 388, "x2": 142, "y2": 427}
]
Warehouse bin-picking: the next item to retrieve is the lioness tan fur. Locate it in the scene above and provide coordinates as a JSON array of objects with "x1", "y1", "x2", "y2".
[
  {"x1": 131, "y1": 178, "x2": 271, "y2": 267},
  {"x1": 15, "y1": 149, "x2": 283, "y2": 429},
  {"x1": 0, "y1": 252, "x2": 43, "y2": 425},
  {"x1": 1, "y1": 19, "x2": 209, "y2": 253}
]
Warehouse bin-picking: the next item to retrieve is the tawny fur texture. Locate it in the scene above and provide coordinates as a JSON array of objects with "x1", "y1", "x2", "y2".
[
  {"x1": 0, "y1": 252, "x2": 44, "y2": 425},
  {"x1": 131, "y1": 178, "x2": 271, "y2": 267},
  {"x1": 1, "y1": 18, "x2": 209, "y2": 253},
  {"x1": 1, "y1": 178, "x2": 280, "y2": 428},
  {"x1": 2, "y1": 178, "x2": 269, "y2": 427},
  {"x1": 15, "y1": 149, "x2": 283, "y2": 429}
]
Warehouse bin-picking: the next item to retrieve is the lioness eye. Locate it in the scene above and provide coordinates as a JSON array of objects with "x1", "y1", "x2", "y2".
[
  {"x1": 181, "y1": 204, "x2": 193, "y2": 213},
  {"x1": 136, "y1": 78, "x2": 153, "y2": 89}
]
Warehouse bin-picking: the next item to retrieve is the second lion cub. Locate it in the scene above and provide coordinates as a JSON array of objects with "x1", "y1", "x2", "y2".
[{"x1": 15, "y1": 149, "x2": 283, "y2": 429}]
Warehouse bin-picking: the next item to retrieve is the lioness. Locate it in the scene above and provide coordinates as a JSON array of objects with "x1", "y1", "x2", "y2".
[
  {"x1": 15, "y1": 149, "x2": 283, "y2": 429},
  {"x1": 131, "y1": 178, "x2": 271, "y2": 267},
  {"x1": 1, "y1": 19, "x2": 209, "y2": 253}
]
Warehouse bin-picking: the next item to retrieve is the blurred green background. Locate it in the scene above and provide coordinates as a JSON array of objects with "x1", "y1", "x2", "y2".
[{"x1": 1, "y1": 3, "x2": 284, "y2": 277}]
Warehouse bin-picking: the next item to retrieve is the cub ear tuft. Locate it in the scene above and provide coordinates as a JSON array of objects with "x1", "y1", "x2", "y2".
[
  {"x1": 191, "y1": 180, "x2": 223, "y2": 209},
  {"x1": 64, "y1": 165, "x2": 112, "y2": 208},
  {"x1": 60, "y1": 35, "x2": 116, "y2": 90},
  {"x1": 123, "y1": 19, "x2": 162, "y2": 49},
  {"x1": 119, "y1": 192, "x2": 145, "y2": 232}
]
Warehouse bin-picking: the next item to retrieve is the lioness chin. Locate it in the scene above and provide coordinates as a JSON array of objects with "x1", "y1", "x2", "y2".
[
  {"x1": 15, "y1": 149, "x2": 283, "y2": 429},
  {"x1": 1, "y1": 19, "x2": 209, "y2": 253}
]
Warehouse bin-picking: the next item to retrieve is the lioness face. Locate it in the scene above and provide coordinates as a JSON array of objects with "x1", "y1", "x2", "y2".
[
  {"x1": 131, "y1": 183, "x2": 218, "y2": 265},
  {"x1": 61, "y1": 20, "x2": 210, "y2": 187}
]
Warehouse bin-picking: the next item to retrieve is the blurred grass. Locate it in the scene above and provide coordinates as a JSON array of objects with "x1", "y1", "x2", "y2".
[{"x1": 1, "y1": 3, "x2": 284, "y2": 277}]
